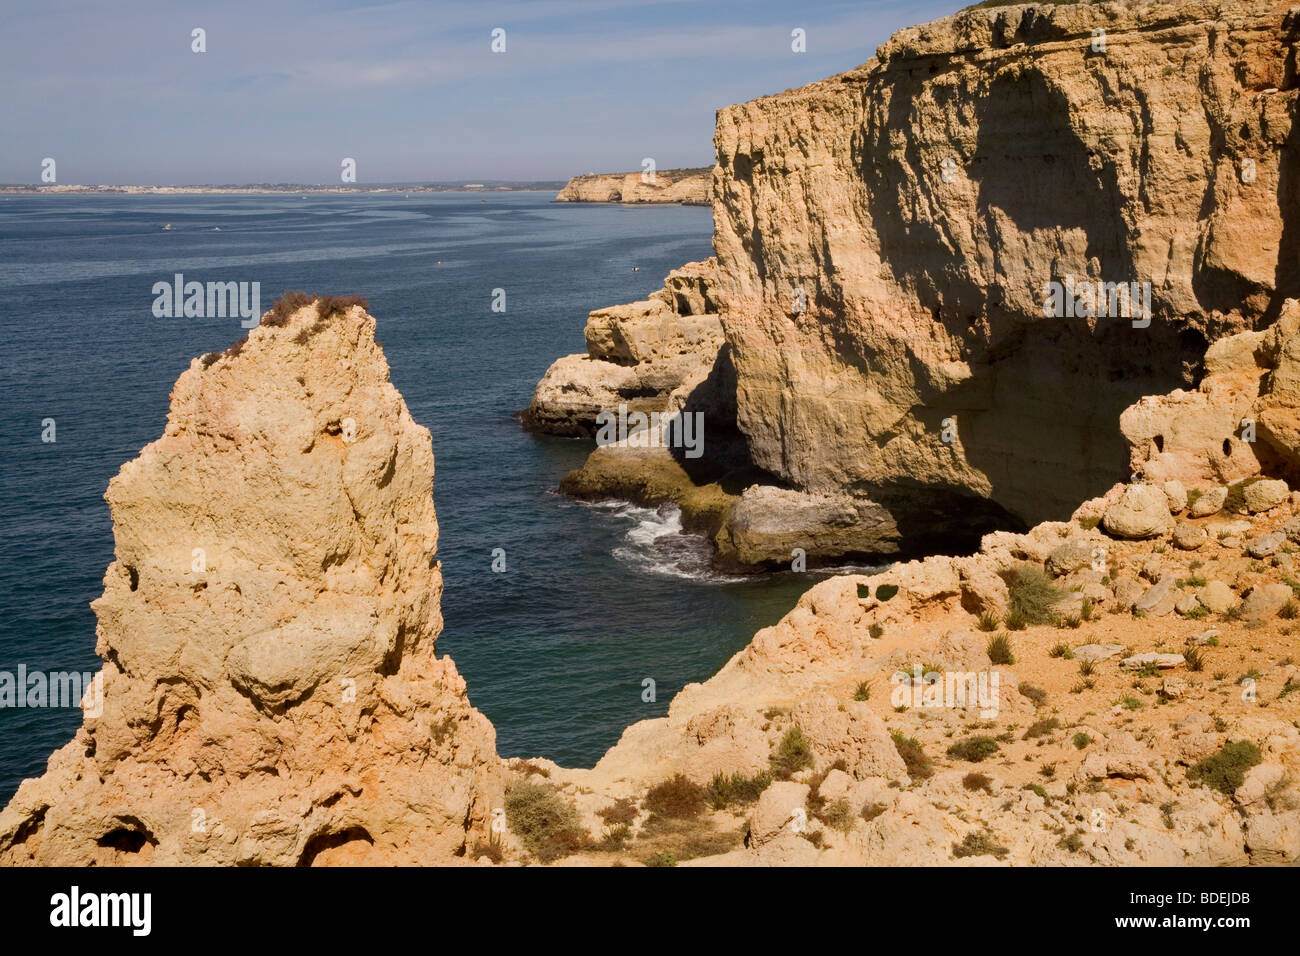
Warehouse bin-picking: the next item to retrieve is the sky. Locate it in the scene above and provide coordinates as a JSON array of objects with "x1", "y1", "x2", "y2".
[{"x1": 0, "y1": 0, "x2": 963, "y2": 184}]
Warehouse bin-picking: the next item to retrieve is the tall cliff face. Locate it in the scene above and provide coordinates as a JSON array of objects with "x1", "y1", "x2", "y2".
[
  {"x1": 0, "y1": 300, "x2": 501, "y2": 866},
  {"x1": 713, "y1": 0, "x2": 1298, "y2": 527}
]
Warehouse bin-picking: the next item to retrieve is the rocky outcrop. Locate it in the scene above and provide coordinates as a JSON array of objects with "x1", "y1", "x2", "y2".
[
  {"x1": 546, "y1": 473, "x2": 1300, "y2": 866},
  {"x1": 1123, "y1": 300, "x2": 1300, "y2": 488},
  {"x1": 520, "y1": 259, "x2": 724, "y2": 437},
  {"x1": 0, "y1": 299, "x2": 502, "y2": 865},
  {"x1": 556, "y1": 167, "x2": 710, "y2": 204}
]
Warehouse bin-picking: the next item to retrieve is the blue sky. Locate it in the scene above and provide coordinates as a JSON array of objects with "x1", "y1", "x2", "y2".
[{"x1": 0, "y1": 0, "x2": 962, "y2": 184}]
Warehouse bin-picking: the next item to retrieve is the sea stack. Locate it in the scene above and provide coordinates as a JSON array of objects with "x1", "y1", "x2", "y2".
[{"x1": 0, "y1": 298, "x2": 502, "y2": 865}]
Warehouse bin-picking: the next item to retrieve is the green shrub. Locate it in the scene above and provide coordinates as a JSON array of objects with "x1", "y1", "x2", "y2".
[
  {"x1": 977, "y1": 611, "x2": 1000, "y2": 632},
  {"x1": 706, "y1": 769, "x2": 772, "y2": 808},
  {"x1": 1018, "y1": 682, "x2": 1047, "y2": 707},
  {"x1": 952, "y1": 829, "x2": 1008, "y2": 860},
  {"x1": 853, "y1": 680, "x2": 871, "y2": 701},
  {"x1": 891, "y1": 731, "x2": 933, "y2": 779},
  {"x1": 1024, "y1": 718, "x2": 1061, "y2": 739},
  {"x1": 598, "y1": 824, "x2": 631, "y2": 851},
  {"x1": 1188, "y1": 740, "x2": 1262, "y2": 795},
  {"x1": 1000, "y1": 565, "x2": 1063, "y2": 627},
  {"x1": 815, "y1": 798, "x2": 856, "y2": 833},
  {"x1": 771, "y1": 726, "x2": 815, "y2": 778},
  {"x1": 504, "y1": 781, "x2": 587, "y2": 863},
  {"x1": 987, "y1": 633, "x2": 1015, "y2": 665},
  {"x1": 1073, "y1": 732, "x2": 1092, "y2": 749},
  {"x1": 947, "y1": 736, "x2": 1000, "y2": 763}
]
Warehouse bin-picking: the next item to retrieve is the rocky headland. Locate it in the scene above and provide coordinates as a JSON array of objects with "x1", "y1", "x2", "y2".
[
  {"x1": 5, "y1": 0, "x2": 1300, "y2": 867},
  {"x1": 555, "y1": 167, "x2": 711, "y2": 204},
  {"x1": 529, "y1": 0, "x2": 1300, "y2": 571}
]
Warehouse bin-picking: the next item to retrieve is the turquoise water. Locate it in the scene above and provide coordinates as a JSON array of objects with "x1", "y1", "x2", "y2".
[{"x1": 0, "y1": 192, "x2": 851, "y2": 800}]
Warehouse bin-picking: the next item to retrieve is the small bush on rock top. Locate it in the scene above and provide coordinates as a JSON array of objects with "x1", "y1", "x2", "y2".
[
  {"x1": 890, "y1": 731, "x2": 933, "y2": 779},
  {"x1": 952, "y1": 829, "x2": 1009, "y2": 860},
  {"x1": 771, "y1": 726, "x2": 815, "y2": 778},
  {"x1": 504, "y1": 781, "x2": 587, "y2": 863},
  {"x1": 1188, "y1": 740, "x2": 1262, "y2": 795},
  {"x1": 1000, "y1": 565, "x2": 1064, "y2": 626},
  {"x1": 947, "y1": 736, "x2": 1000, "y2": 763},
  {"x1": 643, "y1": 774, "x2": 707, "y2": 820},
  {"x1": 706, "y1": 770, "x2": 772, "y2": 808}
]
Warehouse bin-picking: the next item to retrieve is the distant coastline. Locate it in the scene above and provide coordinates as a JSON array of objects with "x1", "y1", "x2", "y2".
[
  {"x1": 0, "y1": 182, "x2": 566, "y2": 196},
  {"x1": 556, "y1": 167, "x2": 711, "y2": 205}
]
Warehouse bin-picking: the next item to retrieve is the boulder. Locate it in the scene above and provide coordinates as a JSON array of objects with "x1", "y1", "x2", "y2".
[
  {"x1": 1121, "y1": 653, "x2": 1184, "y2": 670},
  {"x1": 1046, "y1": 541, "x2": 1094, "y2": 576},
  {"x1": 1103, "y1": 485, "x2": 1173, "y2": 539},
  {"x1": 1246, "y1": 531, "x2": 1286, "y2": 558},
  {"x1": 1196, "y1": 582, "x2": 1236, "y2": 614},
  {"x1": 1111, "y1": 577, "x2": 1145, "y2": 611},
  {"x1": 1163, "y1": 480, "x2": 1187, "y2": 513},
  {"x1": 1189, "y1": 486, "x2": 1228, "y2": 517},
  {"x1": 1134, "y1": 578, "x2": 1177, "y2": 616},
  {"x1": 1242, "y1": 479, "x2": 1289, "y2": 514},
  {"x1": 1173, "y1": 521, "x2": 1208, "y2": 550},
  {"x1": 1074, "y1": 644, "x2": 1125, "y2": 664},
  {"x1": 1238, "y1": 583, "x2": 1294, "y2": 622},
  {"x1": 749, "y1": 782, "x2": 811, "y2": 847}
]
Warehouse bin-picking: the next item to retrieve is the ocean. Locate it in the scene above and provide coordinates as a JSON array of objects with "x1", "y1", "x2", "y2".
[{"x1": 0, "y1": 192, "x2": 869, "y2": 801}]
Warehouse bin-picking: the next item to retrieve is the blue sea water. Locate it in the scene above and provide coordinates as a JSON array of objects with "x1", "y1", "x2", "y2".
[{"x1": 0, "y1": 192, "x2": 864, "y2": 802}]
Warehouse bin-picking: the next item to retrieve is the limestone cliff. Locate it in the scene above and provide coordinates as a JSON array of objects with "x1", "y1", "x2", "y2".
[
  {"x1": 534, "y1": 1, "x2": 1300, "y2": 569},
  {"x1": 712, "y1": 0, "x2": 1298, "y2": 532},
  {"x1": 556, "y1": 167, "x2": 711, "y2": 204},
  {"x1": 0, "y1": 298, "x2": 502, "y2": 865}
]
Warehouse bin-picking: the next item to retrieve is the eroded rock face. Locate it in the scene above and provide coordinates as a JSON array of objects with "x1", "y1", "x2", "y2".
[
  {"x1": 0, "y1": 301, "x2": 502, "y2": 866},
  {"x1": 520, "y1": 259, "x2": 724, "y2": 437},
  {"x1": 712, "y1": 0, "x2": 1297, "y2": 529}
]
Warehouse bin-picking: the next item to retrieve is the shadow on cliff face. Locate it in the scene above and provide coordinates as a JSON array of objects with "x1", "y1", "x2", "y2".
[
  {"x1": 853, "y1": 65, "x2": 1196, "y2": 527},
  {"x1": 1272, "y1": 94, "x2": 1300, "y2": 315},
  {"x1": 668, "y1": 344, "x2": 774, "y2": 492}
]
